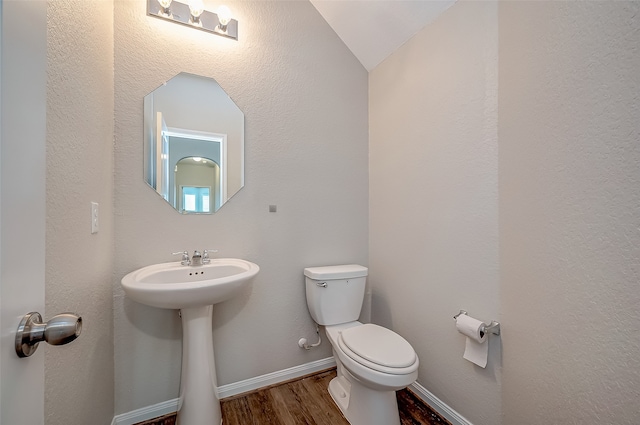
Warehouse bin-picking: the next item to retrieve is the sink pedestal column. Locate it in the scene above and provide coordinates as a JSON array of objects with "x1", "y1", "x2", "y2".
[{"x1": 177, "y1": 305, "x2": 221, "y2": 425}]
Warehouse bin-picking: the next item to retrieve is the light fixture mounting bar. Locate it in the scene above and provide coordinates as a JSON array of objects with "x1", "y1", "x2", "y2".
[{"x1": 147, "y1": 0, "x2": 238, "y2": 40}]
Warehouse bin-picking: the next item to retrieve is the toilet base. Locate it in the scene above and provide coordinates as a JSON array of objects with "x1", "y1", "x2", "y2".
[
  {"x1": 329, "y1": 375, "x2": 351, "y2": 414},
  {"x1": 328, "y1": 375, "x2": 401, "y2": 425}
]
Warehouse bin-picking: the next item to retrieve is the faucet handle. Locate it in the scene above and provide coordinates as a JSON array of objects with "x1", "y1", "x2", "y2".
[
  {"x1": 202, "y1": 249, "x2": 218, "y2": 264},
  {"x1": 172, "y1": 251, "x2": 191, "y2": 266}
]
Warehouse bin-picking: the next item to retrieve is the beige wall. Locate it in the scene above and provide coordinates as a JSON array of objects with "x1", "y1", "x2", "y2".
[
  {"x1": 113, "y1": 0, "x2": 368, "y2": 415},
  {"x1": 499, "y1": 2, "x2": 640, "y2": 423},
  {"x1": 372, "y1": 1, "x2": 640, "y2": 424},
  {"x1": 369, "y1": 2, "x2": 500, "y2": 424},
  {"x1": 41, "y1": 0, "x2": 640, "y2": 423},
  {"x1": 45, "y1": 0, "x2": 115, "y2": 424}
]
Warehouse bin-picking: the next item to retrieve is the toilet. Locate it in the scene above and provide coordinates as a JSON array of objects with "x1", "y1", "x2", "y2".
[{"x1": 304, "y1": 264, "x2": 419, "y2": 425}]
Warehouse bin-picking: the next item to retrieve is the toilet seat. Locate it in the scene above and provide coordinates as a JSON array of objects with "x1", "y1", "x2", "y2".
[{"x1": 338, "y1": 324, "x2": 417, "y2": 375}]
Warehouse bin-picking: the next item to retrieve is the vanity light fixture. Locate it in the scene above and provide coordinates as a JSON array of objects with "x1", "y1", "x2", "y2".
[
  {"x1": 188, "y1": 0, "x2": 205, "y2": 26},
  {"x1": 147, "y1": 0, "x2": 238, "y2": 40}
]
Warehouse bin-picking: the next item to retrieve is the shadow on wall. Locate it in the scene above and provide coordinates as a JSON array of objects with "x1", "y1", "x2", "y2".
[
  {"x1": 122, "y1": 278, "x2": 253, "y2": 337},
  {"x1": 123, "y1": 299, "x2": 183, "y2": 339},
  {"x1": 469, "y1": 332, "x2": 502, "y2": 383},
  {"x1": 487, "y1": 335, "x2": 502, "y2": 381},
  {"x1": 371, "y1": 292, "x2": 394, "y2": 329}
]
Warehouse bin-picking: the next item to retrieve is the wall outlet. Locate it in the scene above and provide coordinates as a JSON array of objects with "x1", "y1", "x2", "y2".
[{"x1": 91, "y1": 202, "x2": 99, "y2": 234}]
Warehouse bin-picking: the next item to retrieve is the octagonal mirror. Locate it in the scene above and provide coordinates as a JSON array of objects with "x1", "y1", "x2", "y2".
[{"x1": 143, "y1": 73, "x2": 244, "y2": 214}]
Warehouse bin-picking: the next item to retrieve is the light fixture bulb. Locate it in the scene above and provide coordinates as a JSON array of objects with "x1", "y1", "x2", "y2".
[
  {"x1": 157, "y1": 0, "x2": 172, "y2": 16},
  {"x1": 189, "y1": 0, "x2": 204, "y2": 18},
  {"x1": 217, "y1": 5, "x2": 232, "y2": 27}
]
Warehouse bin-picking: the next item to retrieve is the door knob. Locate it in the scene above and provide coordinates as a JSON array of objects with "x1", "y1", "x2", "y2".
[{"x1": 15, "y1": 312, "x2": 82, "y2": 358}]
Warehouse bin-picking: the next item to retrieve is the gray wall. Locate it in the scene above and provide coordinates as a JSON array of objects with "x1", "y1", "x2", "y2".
[
  {"x1": 45, "y1": 0, "x2": 115, "y2": 424},
  {"x1": 40, "y1": 1, "x2": 640, "y2": 423},
  {"x1": 499, "y1": 2, "x2": 640, "y2": 423},
  {"x1": 113, "y1": 0, "x2": 368, "y2": 415},
  {"x1": 371, "y1": 1, "x2": 640, "y2": 424},
  {"x1": 369, "y1": 2, "x2": 500, "y2": 424}
]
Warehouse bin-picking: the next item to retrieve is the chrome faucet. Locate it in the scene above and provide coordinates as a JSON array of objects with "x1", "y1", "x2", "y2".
[
  {"x1": 191, "y1": 250, "x2": 203, "y2": 266},
  {"x1": 173, "y1": 249, "x2": 218, "y2": 266}
]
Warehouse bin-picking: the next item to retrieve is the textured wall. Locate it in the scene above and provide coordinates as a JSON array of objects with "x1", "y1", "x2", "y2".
[
  {"x1": 369, "y1": 2, "x2": 500, "y2": 424},
  {"x1": 45, "y1": 0, "x2": 115, "y2": 424},
  {"x1": 500, "y1": 2, "x2": 640, "y2": 424},
  {"x1": 114, "y1": 0, "x2": 368, "y2": 414}
]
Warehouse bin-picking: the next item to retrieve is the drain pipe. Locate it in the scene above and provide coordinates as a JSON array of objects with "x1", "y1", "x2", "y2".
[{"x1": 298, "y1": 323, "x2": 322, "y2": 350}]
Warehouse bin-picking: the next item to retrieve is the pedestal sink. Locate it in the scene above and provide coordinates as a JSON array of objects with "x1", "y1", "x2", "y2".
[{"x1": 121, "y1": 258, "x2": 259, "y2": 425}]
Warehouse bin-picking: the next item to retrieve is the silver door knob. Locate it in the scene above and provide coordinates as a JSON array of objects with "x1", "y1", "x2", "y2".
[{"x1": 15, "y1": 312, "x2": 82, "y2": 358}]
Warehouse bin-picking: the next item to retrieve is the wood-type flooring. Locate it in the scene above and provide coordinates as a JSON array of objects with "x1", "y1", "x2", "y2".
[{"x1": 136, "y1": 368, "x2": 451, "y2": 425}]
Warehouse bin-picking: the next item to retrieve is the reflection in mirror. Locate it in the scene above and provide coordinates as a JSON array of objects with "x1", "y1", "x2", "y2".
[
  {"x1": 176, "y1": 156, "x2": 217, "y2": 213},
  {"x1": 143, "y1": 73, "x2": 244, "y2": 214}
]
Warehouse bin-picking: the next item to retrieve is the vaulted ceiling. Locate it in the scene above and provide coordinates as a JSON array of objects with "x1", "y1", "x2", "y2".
[{"x1": 309, "y1": 0, "x2": 456, "y2": 71}]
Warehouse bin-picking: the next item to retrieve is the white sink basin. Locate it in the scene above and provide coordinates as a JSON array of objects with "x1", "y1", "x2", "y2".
[
  {"x1": 121, "y1": 258, "x2": 259, "y2": 309},
  {"x1": 122, "y1": 257, "x2": 259, "y2": 424}
]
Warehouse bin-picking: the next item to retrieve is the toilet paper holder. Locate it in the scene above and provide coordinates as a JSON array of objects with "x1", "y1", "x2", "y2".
[{"x1": 453, "y1": 310, "x2": 500, "y2": 336}]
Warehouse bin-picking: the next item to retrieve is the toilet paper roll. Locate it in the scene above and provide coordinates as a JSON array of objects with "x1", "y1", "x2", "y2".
[
  {"x1": 455, "y1": 314, "x2": 487, "y2": 343},
  {"x1": 456, "y1": 314, "x2": 488, "y2": 368}
]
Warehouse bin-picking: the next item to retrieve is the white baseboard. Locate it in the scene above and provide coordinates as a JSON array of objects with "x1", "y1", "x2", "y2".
[
  {"x1": 218, "y1": 356, "x2": 336, "y2": 398},
  {"x1": 111, "y1": 357, "x2": 336, "y2": 425},
  {"x1": 111, "y1": 398, "x2": 179, "y2": 425},
  {"x1": 409, "y1": 381, "x2": 473, "y2": 425}
]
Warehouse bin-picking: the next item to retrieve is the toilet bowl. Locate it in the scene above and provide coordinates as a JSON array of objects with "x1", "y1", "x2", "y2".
[
  {"x1": 304, "y1": 265, "x2": 419, "y2": 425},
  {"x1": 324, "y1": 322, "x2": 418, "y2": 425}
]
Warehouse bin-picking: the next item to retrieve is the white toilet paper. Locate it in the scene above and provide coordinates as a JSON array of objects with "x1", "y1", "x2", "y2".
[{"x1": 455, "y1": 314, "x2": 488, "y2": 368}]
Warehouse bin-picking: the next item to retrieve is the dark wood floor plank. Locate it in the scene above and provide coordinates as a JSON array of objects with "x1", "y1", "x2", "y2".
[
  {"x1": 300, "y1": 372, "x2": 349, "y2": 425},
  {"x1": 397, "y1": 389, "x2": 453, "y2": 425},
  {"x1": 245, "y1": 389, "x2": 286, "y2": 425},
  {"x1": 268, "y1": 379, "x2": 319, "y2": 424},
  {"x1": 290, "y1": 378, "x2": 347, "y2": 425},
  {"x1": 220, "y1": 397, "x2": 255, "y2": 425}
]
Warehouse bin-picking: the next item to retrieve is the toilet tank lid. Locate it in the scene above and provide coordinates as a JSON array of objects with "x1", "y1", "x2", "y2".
[{"x1": 304, "y1": 264, "x2": 368, "y2": 280}]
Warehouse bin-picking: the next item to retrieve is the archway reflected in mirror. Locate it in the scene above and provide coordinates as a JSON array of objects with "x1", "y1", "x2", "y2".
[
  {"x1": 175, "y1": 156, "x2": 221, "y2": 214},
  {"x1": 143, "y1": 73, "x2": 244, "y2": 214}
]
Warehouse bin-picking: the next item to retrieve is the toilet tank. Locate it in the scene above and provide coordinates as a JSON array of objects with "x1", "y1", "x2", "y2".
[{"x1": 304, "y1": 264, "x2": 368, "y2": 326}]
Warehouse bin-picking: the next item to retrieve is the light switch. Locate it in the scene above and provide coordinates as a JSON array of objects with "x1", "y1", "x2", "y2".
[{"x1": 91, "y1": 202, "x2": 99, "y2": 234}]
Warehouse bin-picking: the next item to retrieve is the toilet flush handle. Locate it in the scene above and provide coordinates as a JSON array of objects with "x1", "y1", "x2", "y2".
[{"x1": 316, "y1": 281, "x2": 327, "y2": 288}]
